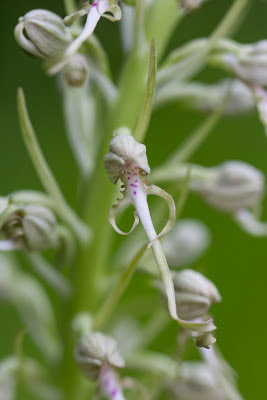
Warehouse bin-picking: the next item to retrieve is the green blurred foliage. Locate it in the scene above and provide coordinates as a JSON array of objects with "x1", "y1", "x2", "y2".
[{"x1": 1, "y1": 1, "x2": 267, "y2": 399}]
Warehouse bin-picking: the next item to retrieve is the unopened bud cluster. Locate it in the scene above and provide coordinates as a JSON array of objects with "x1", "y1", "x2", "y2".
[
  {"x1": 171, "y1": 362, "x2": 225, "y2": 400},
  {"x1": 172, "y1": 269, "x2": 221, "y2": 320},
  {"x1": 214, "y1": 40, "x2": 267, "y2": 87},
  {"x1": 0, "y1": 203, "x2": 58, "y2": 251},
  {"x1": 194, "y1": 161, "x2": 264, "y2": 213}
]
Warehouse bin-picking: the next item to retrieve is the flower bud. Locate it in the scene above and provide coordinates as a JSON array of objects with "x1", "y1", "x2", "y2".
[
  {"x1": 194, "y1": 161, "x2": 264, "y2": 213},
  {"x1": 74, "y1": 332, "x2": 125, "y2": 381},
  {"x1": 162, "y1": 220, "x2": 211, "y2": 268},
  {"x1": 171, "y1": 362, "x2": 226, "y2": 400},
  {"x1": 103, "y1": 134, "x2": 150, "y2": 184},
  {"x1": 217, "y1": 40, "x2": 267, "y2": 87},
  {"x1": 1, "y1": 204, "x2": 59, "y2": 251},
  {"x1": 192, "y1": 80, "x2": 254, "y2": 115},
  {"x1": 63, "y1": 54, "x2": 89, "y2": 88},
  {"x1": 14, "y1": 9, "x2": 72, "y2": 59},
  {"x1": 171, "y1": 269, "x2": 221, "y2": 320}
]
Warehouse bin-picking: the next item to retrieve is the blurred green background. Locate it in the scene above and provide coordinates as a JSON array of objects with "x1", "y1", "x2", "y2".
[{"x1": 1, "y1": 0, "x2": 267, "y2": 399}]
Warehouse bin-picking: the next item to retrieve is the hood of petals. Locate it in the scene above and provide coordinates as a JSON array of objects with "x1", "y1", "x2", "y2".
[{"x1": 104, "y1": 135, "x2": 150, "y2": 184}]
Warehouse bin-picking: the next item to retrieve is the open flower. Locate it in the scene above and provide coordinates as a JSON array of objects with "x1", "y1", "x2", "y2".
[
  {"x1": 62, "y1": 1, "x2": 121, "y2": 69},
  {"x1": 104, "y1": 133, "x2": 217, "y2": 348}
]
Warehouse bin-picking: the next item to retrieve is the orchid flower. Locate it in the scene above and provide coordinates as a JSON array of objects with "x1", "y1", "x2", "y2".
[
  {"x1": 104, "y1": 134, "x2": 217, "y2": 348},
  {"x1": 64, "y1": 0, "x2": 121, "y2": 60}
]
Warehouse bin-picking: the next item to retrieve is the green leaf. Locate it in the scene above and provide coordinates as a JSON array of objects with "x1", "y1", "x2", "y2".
[{"x1": 134, "y1": 38, "x2": 157, "y2": 143}]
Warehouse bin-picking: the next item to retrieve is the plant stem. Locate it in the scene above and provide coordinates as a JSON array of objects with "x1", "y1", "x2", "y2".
[
  {"x1": 135, "y1": 309, "x2": 169, "y2": 350},
  {"x1": 168, "y1": 104, "x2": 224, "y2": 164},
  {"x1": 63, "y1": 0, "x2": 76, "y2": 15},
  {"x1": 145, "y1": 0, "x2": 184, "y2": 61},
  {"x1": 93, "y1": 244, "x2": 147, "y2": 330},
  {"x1": 127, "y1": 351, "x2": 178, "y2": 379}
]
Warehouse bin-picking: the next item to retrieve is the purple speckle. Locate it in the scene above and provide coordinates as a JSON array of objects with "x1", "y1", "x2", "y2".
[
  {"x1": 127, "y1": 177, "x2": 130, "y2": 180},
  {"x1": 130, "y1": 184, "x2": 138, "y2": 188},
  {"x1": 134, "y1": 166, "x2": 138, "y2": 170},
  {"x1": 134, "y1": 173, "x2": 137, "y2": 176},
  {"x1": 111, "y1": 389, "x2": 118, "y2": 397},
  {"x1": 135, "y1": 179, "x2": 138, "y2": 182},
  {"x1": 133, "y1": 191, "x2": 137, "y2": 195},
  {"x1": 93, "y1": 2, "x2": 97, "y2": 6}
]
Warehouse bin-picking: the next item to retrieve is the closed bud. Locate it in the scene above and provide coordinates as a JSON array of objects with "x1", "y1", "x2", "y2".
[
  {"x1": 1, "y1": 204, "x2": 59, "y2": 251},
  {"x1": 74, "y1": 332, "x2": 125, "y2": 381},
  {"x1": 63, "y1": 54, "x2": 89, "y2": 88},
  {"x1": 216, "y1": 40, "x2": 267, "y2": 87},
  {"x1": 171, "y1": 362, "x2": 226, "y2": 400},
  {"x1": 194, "y1": 161, "x2": 264, "y2": 213},
  {"x1": 14, "y1": 9, "x2": 72, "y2": 60},
  {"x1": 192, "y1": 80, "x2": 254, "y2": 115},
  {"x1": 171, "y1": 269, "x2": 221, "y2": 320},
  {"x1": 162, "y1": 220, "x2": 211, "y2": 268}
]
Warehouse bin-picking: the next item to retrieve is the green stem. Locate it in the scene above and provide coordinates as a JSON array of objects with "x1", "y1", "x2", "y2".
[
  {"x1": 175, "y1": 166, "x2": 191, "y2": 219},
  {"x1": 149, "y1": 163, "x2": 210, "y2": 183},
  {"x1": 135, "y1": 309, "x2": 169, "y2": 350},
  {"x1": 168, "y1": 104, "x2": 224, "y2": 164},
  {"x1": 93, "y1": 244, "x2": 147, "y2": 330},
  {"x1": 63, "y1": 0, "x2": 76, "y2": 15},
  {"x1": 127, "y1": 351, "x2": 179, "y2": 379},
  {"x1": 208, "y1": 0, "x2": 250, "y2": 49},
  {"x1": 145, "y1": 0, "x2": 184, "y2": 61},
  {"x1": 17, "y1": 88, "x2": 90, "y2": 243}
]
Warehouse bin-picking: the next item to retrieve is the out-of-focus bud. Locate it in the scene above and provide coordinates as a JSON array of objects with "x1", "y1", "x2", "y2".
[
  {"x1": 214, "y1": 40, "x2": 267, "y2": 87},
  {"x1": 162, "y1": 220, "x2": 211, "y2": 268},
  {"x1": 1, "y1": 204, "x2": 59, "y2": 251},
  {"x1": 193, "y1": 161, "x2": 265, "y2": 213},
  {"x1": 171, "y1": 362, "x2": 226, "y2": 400},
  {"x1": 14, "y1": 9, "x2": 72, "y2": 59},
  {"x1": 191, "y1": 80, "x2": 254, "y2": 115},
  {"x1": 74, "y1": 332, "x2": 125, "y2": 381},
  {"x1": 63, "y1": 54, "x2": 89, "y2": 88},
  {"x1": 172, "y1": 269, "x2": 221, "y2": 320},
  {"x1": 180, "y1": 0, "x2": 208, "y2": 11}
]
